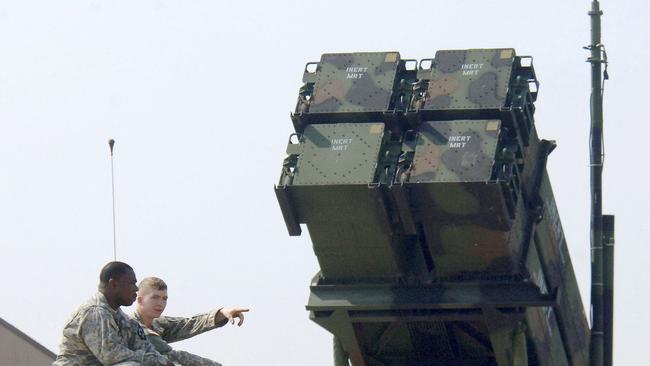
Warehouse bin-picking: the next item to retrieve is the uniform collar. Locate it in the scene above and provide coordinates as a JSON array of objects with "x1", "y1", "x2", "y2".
[{"x1": 133, "y1": 310, "x2": 164, "y2": 334}]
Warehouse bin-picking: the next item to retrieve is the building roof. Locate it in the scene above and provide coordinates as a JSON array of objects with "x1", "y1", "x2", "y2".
[{"x1": 0, "y1": 317, "x2": 56, "y2": 358}]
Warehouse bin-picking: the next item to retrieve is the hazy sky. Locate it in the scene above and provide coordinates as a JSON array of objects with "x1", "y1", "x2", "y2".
[{"x1": 0, "y1": 1, "x2": 646, "y2": 365}]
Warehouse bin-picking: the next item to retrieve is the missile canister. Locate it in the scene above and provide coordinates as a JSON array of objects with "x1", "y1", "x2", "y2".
[{"x1": 275, "y1": 49, "x2": 589, "y2": 366}]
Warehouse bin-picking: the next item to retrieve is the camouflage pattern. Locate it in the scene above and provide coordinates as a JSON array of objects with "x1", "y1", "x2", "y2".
[
  {"x1": 295, "y1": 52, "x2": 401, "y2": 116},
  {"x1": 53, "y1": 292, "x2": 168, "y2": 366},
  {"x1": 276, "y1": 122, "x2": 417, "y2": 280},
  {"x1": 166, "y1": 350, "x2": 222, "y2": 366},
  {"x1": 525, "y1": 229, "x2": 570, "y2": 366},
  {"x1": 408, "y1": 120, "x2": 501, "y2": 183},
  {"x1": 396, "y1": 119, "x2": 526, "y2": 278},
  {"x1": 413, "y1": 49, "x2": 516, "y2": 111},
  {"x1": 531, "y1": 171, "x2": 590, "y2": 365},
  {"x1": 408, "y1": 48, "x2": 538, "y2": 172},
  {"x1": 517, "y1": 128, "x2": 589, "y2": 365},
  {"x1": 276, "y1": 49, "x2": 589, "y2": 366},
  {"x1": 291, "y1": 123, "x2": 385, "y2": 186},
  {"x1": 131, "y1": 310, "x2": 226, "y2": 366}
]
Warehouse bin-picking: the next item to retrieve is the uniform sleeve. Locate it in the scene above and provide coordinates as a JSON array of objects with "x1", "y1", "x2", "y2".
[
  {"x1": 80, "y1": 307, "x2": 168, "y2": 366},
  {"x1": 167, "y1": 349, "x2": 222, "y2": 366},
  {"x1": 156, "y1": 309, "x2": 228, "y2": 343}
]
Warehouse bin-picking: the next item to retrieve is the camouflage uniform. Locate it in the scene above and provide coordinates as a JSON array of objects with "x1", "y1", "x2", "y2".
[
  {"x1": 53, "y1": 292, "x2": 169, "y2": 366},
  {"x1": 132, "y1": 310, "x2": 227, "y2": 366}
]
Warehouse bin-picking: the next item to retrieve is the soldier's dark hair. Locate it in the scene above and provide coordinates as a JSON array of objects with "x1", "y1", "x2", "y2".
[
  {"x1": 99, "y1": 261, "x2": 133, "y2": 284},
  {"x1": 138, "y1": 277, "x2": 167, "y2": 295}
]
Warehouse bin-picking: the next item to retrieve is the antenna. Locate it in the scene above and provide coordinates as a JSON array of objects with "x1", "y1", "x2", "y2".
[
  {"x1": 108, "y1": 139, "x2": 117, "y2": 261},
  {"x1": 587, "y1": 1, "x2": 614, "y2": 365}
]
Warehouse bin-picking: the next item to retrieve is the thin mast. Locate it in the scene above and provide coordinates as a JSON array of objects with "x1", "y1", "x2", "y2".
[
  {"x1": 109, "y1": 139, "x2": 117, "y2": 261},
  {"x1": 587, "y1": 1, "x2": 606, "y2": 365}
]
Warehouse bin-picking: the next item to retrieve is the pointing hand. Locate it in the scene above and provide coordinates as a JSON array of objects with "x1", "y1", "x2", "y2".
[{"x1": 218, "y1": 307, "x2": 250, "y2": 326}]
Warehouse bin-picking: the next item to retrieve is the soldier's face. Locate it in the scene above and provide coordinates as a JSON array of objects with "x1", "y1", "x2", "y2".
[
  {"x1": 138, "y1": 289, "x2": 168, "y2": 320},
  {"x1": 112, "y1": 269, "x2": 139, "y2": 306}
]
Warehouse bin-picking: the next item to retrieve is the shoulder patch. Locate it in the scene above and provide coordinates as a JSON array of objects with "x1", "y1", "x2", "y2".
[{"x1": 137, "y1": 325, "x2": 146, "y2": 340}]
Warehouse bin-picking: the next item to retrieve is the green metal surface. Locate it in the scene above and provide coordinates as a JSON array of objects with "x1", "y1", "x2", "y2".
[
  {"x1": 410, "y1": 120, "x2": 500, "y2": 183},
  {"x1": 307, "y1": 52, "x2": 400, "y2": 114},
  {"x1": 398, "y1": 119, "x2": 522, "y2": 279},
  {"x1": 275, "y1": 49, "x2": 590, "y2": 366},
  {"x1": 292, "y1": 186, "x2": 403, "y2": 280},
  {"x1": 293, "y1": 123, "x2": 385, "y2": 186},
  {"x1": 334, "y1": 336, "x2": 351, "y2": 366},
  {"x1": 416, "y1": 49, "x2": 516, "y2": 111}
]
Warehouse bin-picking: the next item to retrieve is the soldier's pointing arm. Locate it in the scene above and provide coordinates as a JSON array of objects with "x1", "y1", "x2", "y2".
[
  {"x1": 80, "y1": 307, "x2": 169, "y2": 366},
  {"x1": 156, "y1": 309, "x2": 229, "y2": 343},
  {"x1": 158, "y1": 307, "x2": 250, "y2": 343}
]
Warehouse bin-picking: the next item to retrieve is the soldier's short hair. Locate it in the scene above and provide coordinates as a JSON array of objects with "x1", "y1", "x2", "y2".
[
  {"x1": 99, "y1": 261, "x2": 133, "y2": 284},
  {"x1": 138, "y1": 277, "x2": 168, "y2": 295}
]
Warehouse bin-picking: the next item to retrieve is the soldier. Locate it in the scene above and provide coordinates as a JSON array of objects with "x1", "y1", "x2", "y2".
[
  {"x1": 132, "y1": 276, "x2": 249, "y2": 366},
  {"x1": 53, "y1": 261, "x2": 173, "y2": 366}
]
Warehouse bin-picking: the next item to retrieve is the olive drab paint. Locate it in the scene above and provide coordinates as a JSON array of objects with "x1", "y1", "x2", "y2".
[{"x1": 275, "y1": 49, "x2": 589, "y2": 366}]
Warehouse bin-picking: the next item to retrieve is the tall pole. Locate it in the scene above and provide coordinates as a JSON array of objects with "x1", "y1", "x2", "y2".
[
  {"x1": 109, "y1": 139, "x2": 117, "y2": 261},
  {"x1": 588, "y1": 1, "x2": 604, "y2": 366},
  {"x1": 602, "y1": 215, "x2": 615, "y2": 366}
]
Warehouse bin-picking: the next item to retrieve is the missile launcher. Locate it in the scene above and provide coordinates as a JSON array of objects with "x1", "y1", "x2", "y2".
[{"x1": 276, "y1": 49, "x2": 589, "y2": 366}]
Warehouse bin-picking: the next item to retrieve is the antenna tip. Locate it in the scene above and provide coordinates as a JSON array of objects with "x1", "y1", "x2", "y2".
[{"x1": 108, "y1": 139, "x2": 115, "y2": 153}]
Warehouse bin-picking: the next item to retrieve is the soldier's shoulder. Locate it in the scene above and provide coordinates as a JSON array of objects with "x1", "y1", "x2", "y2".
[
  {"x1": 68, "y1": 297, "x2": 115, "y2": 326},
  {"x1": 73, "y1": 293, "x2": 111, "y2": 311},
  {"x1": 68, "y1": 297, "x2": 106, "y2": 317},
  {"x1": 76, "y1": 305, "x2": 116, "y2": 328}
]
